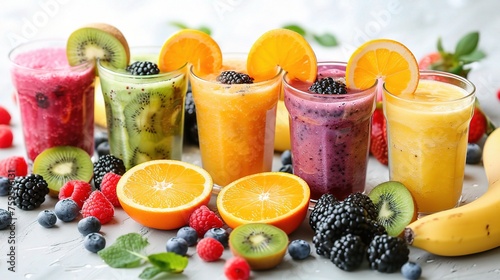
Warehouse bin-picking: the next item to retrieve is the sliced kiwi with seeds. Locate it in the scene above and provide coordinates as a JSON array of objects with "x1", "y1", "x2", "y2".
[
  {"x1": 33, "y1": 146, "x2": 93, "y2": 197},
  {"x1": 228, "y1": 223, "x2": 288, "y2": 270},
  {"x1": 368, "y1": 181, "x2": 417, "y2": 237},
  {"x1": 66, "y1": 23, "x2": 130, "y2": 70}
]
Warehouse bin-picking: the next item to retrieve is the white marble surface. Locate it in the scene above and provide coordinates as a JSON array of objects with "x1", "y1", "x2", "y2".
[{"x1": 0, "y1": 1, "x2": 500, "y2": 279}]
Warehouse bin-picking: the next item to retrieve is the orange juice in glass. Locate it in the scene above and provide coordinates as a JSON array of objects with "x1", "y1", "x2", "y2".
[
  {"x1": 383, "y1": 70, "x2": 475, "y2": 213},
  {"x1": 189, "y1": 53, "x2": 281, "y2": 186}
]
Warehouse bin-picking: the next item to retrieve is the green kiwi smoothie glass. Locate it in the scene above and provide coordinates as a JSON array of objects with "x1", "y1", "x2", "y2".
[{"x1": 97, "y1": 47, "x2": 188, "y2": 170}]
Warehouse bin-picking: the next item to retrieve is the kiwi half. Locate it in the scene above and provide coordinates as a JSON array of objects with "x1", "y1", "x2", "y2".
[
  {"x1": 66, "y1": 23, "x2": 130, "y2": 69},
  {"x1": 368, "y1": 181, "x2": 417, "y2": 237},
  {"x1": 32, "y1": 146, "x2": 94, "y2": 197},
  {"x1": 228, "y1": 223, "x2": 288, "y2": 270}
]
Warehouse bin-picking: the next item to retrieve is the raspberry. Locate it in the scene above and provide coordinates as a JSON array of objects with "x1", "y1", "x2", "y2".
[
  {"x1": 100, "y1": 172, "x2": 121, "y2": 207},
  {"x1": 188, "y1": 205, "x2": 224, "y2": 237},
  {"x1": 58, "y1": 180, "x2": 92, "y2": 209},
  {"x1": 0, "y1": 125, "x2": 14, "y2": 148},
  {"x1": 0, "y1": 156, "x2": 28, "y2": 178},
  {"x1": 81, "y1": 191, "x2": 114, "y2": 224},
  {"x1": 196, "y1": 237, "x2": 224, "y2": 262},
  {"x1": 0, "y1": 106, "x2": 11, "y2": 125},
  {"x1": 224, "y1": 256, "x2": 251, "y2": 280}
]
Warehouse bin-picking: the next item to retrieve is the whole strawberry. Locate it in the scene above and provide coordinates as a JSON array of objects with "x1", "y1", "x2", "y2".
[
  {"x1": 370, "y1": 104, "x2": 388, "y2": 165},
  {"x1": 468, "y1": 106, "x2": 487, "y2": 143}
]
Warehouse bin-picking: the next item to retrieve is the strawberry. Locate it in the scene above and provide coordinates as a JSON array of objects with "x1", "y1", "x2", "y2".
[
  {"x1": 0, "y1": 106, "x2": 11, "y2": 125},
  {"x1": 0, "y1": 125, "x2": 13, "y2": 148},
  {"x1": 0, "y1": 156, "x2": 28, "y2": 178},
  {"x1": 468, "y1": 102, "x2": 496, "y2": 143},
  {"x1": 418, "y1": 52, "x2": 441, "y2": 70},
  {"x1": 370, "y1": 104, "x2": 388, "y2": 165}
]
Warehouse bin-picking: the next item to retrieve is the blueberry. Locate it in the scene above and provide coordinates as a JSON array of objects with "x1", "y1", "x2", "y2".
[
  {"x1": 78, "y1": 216, "x2": 101, "y2": 235},
  {"x1": 177, "y1": 226, "x2": 198, "y2": 246},
  {"x1": 280, "y1": 150, "x2": 292, "y2": 165},
  {"x1": 466, "y1": 143, "x2": 482, "y2": 164},
  {"x1": 203, "y1": 228, "x2": 229, "y2": 247},
  {"x1": 166, "y1": 237, "x2": 188, "y2": 256},
  {"x1": 287, "y1": 239, "x2": 310, "y2": 260},
  {"x1": 37, "y1": 209, "x2": 57, "y2": 228},
  {"x1": 0, "y1": 177, "x2": 10, "y2": 196},
  {"x1": 94, "y1": 131, "x2": 108, "y2": 150},
  {"x1": 0, "y1": 209, "x2": 12, "y2": 230},
  {"x1": 279, "y1": 164, "x2": 293, "y2": 174},
  {"x1": 84, "y1": 232, "x2": 106, "y2": 253},
  {"x1": 96, "y1": 141, "x2": 110, "y2": 157},
  {"x1": 54, "y1": 199, "x2": 80, "y2": 222},
  {"x1": 401, "y1": 261, "x2": 422, "y2": 280}
]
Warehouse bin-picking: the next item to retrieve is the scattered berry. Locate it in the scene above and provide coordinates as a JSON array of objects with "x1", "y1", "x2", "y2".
[
  {"x1": 54, "y1": 198, "x2": 80, "y2": 222},
  {"x1": 0, "y1": 125, "x2": 13, "y2": 148},
  {"x1": 188, "y1": 205, "x2": 224, "y2": 237},
  {"x1": 100, "y1": 172, "x2": 122, "y2": 207},
  {"x1": 37, "y1": 210, "x2": 57, "y2": 228},
  {"x1": 96, "y1": 141, "x2": 110, "y2": 157},
  {"x1": 204, "y1": 227, "x2": 229, "y2": 248},
  {"x1": 217, "y1": 71, "x2": 254, "y2": 84},
  {"x1": 0, "y1": 209, "x2": 12, "y2": 230},
  {"x1": 330, "y1": 234, "x2": 366, "y2": 271},
  {"x1": 177, "y1": 226, "x2": 198, "y2": 246},
  {"x1": 279, "y1": 164, "x2": 293, "y2": 174},
  {"x1": 58, "y1": 180, "x2": 92, "y2": 209},
  {"x1": 309, "y1": 77, "x2": 347, "y2": 94},
  {"x1": 166, "y1": 237, "x2": 189, "y2": 256},
  {"x1": 81, "y1": 191, "x2": 115, "y2": 224},
  {"x1": 370, "y1": 107, "x2": 388, "y2": 165},
  {"x1": 0, "y1": 177, "x2": 10, "y2": 196},
  {"x1": 126, "y1": 61, "x2": 160, "y2": 75},
  {"x1": 224, "y1": 256, "x2": 251, "y2": 280},
  {"x1": 0, "y1": 106, "x2": 11, "y2": 125},
  {"x1": 497, "y1": 88, "x2": 500, "y2": 101},
  {"x1": 94, "y1": 131, "x2": 108, "y2": 150},
  {"x1": 288, "y1": 239, "x2": 311, "y2": 260},
  {"x1": 309, "y1": 193, "x2": 339, "y2": 231},
  {"x1": 84, "y1": 232, "x2": 106, "y2": 253},
  {"x1": 344, "y1": 192, "x2": 378, "y2": 220},
  {"x1": 468, "y1": 106, "x2": 487, "y2": 143},
  {"x1": 367, "y1": 234, "x2": 409, "y2": 273},
  {"x1": 466, "y1": 143, "x2": 482, "y2": 164},
  {"x1": 11, "y1": 174, "x2": 49, "y2": 210},
  {"x1": 93, "y1": 154, "x2": 126, "y2": 190},
  {"x1": 280, "y1": 150, "x2": 292, "y2": 165},
  {"x1": 401, "y1": 261, "x2": 422, "y2": 280},
  {"x1": 0, "y1": 156, "x2": 28, "y2": 178},
  {"x1": 184, "y1": 88, "x2": 199, "y2": 145},
  {"x1": 196, "y1": 237, "x2": 224, "y2": 262},
  {"x1": 78, "y1": 216, "x2": 102, "y2": 236}
]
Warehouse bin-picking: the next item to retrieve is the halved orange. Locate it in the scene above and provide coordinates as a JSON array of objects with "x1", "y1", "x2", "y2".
[
  {"x1": 158, "y1": 29, "x2": 223, "y2": 75},
  {"x1": 116, "y1": 160, "x2": 213, "y2": 230},
  {"x1": 247, "y1": 28, "x2": 317, "y2": 83},
  {"x1": 345, "y1": 39, "x2": 419, "y2": 95},
  {"x1": 216, "y1": 172, "x2": 310, "y2": 234}
]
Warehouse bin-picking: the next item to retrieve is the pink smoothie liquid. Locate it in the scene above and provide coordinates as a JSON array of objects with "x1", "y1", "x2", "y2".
[
  {"x1": 284, "y1": 62, "x2": 377, "y2": 200},
  {"x1": 10, "y1": 45, "x2": 95, "y2": 161}
]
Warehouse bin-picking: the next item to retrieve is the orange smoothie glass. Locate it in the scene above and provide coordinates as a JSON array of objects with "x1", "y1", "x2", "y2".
[
  {"x1": 383, "y1": 70, "x2": 475, "y2": 213},
  {"x1": 189, "y1": 54, "x2": 282, "y2": 186}
]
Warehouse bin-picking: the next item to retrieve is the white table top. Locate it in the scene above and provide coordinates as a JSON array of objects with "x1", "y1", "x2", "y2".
[{"x1": 1, "y1": 1, "x2": 500, "y2": 279}]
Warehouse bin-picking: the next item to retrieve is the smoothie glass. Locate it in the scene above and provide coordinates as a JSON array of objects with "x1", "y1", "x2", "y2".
[
  {"x1": 383, "y1": 70, "x2": 475, "y2": 214},
  {"x1": 9, "y1": 39, "x2": 95, "y2": 162},
  {"x1": 97, "y1": 47, "x2": 188, "y2": 170},
  {"x1": 284, "y1": 61, "x2": 377, "y2": 200},
  {"x1": 189, "y1": 53, "x2": 282, "y2": 186}
]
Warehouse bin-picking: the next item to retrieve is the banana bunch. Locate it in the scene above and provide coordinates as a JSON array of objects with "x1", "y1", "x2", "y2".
[{"x1": 404, "y1": 127, "x2": 500, "y2": 256}]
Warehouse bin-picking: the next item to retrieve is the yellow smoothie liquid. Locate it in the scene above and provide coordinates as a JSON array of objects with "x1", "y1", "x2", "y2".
[
  {"x1": 384, "y1": 79, "x2": 474, "y2": 213},
  {"x1": 190, "y1": 56, "x2": 281, "y2": 186}
]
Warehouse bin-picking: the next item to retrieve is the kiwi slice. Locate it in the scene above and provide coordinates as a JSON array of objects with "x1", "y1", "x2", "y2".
[
  {"x1": 32, "y1": 146, "x2": 93, "y2": 197},
  {"x1": 228, "y1": 223, "x2": 289, "y2": 270},
  {"x1": 368, "y1": 181, "x2": 417, "y2": 237},
  {"x1": 66, "y1": 23, "x2": 130, "y2": 69}
]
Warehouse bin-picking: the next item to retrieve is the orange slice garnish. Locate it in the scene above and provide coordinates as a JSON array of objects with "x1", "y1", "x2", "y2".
[
  {"x1": 345, "y1": 39, "x2": 419, "y2": 95},
  {"x1": 247, "y1": 28, "x2": 317, "y2": 83},
  {"x1": 158, "y1": 29, "x2": 222, "y2": 75},
  {"x1": 216, "y1": 172, "x2": 310, "y2": 234},
  {"x1": 116, "y1": 159, "x2": 213, "y2": 230}
]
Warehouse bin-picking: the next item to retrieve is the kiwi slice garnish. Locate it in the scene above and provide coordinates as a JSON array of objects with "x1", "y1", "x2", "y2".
[
  {"x1": 228, "y1": 223, "x2": 289, "y2": 270},
  {"x1": 66, "y1": 23, "x2": 130, "y2": 69},
  {"x1": 32, "y1": 146, "x2": 93, "y2": 197},
  {"x1": 368, "y1": 181, "x2": 417, "y2": 237}
]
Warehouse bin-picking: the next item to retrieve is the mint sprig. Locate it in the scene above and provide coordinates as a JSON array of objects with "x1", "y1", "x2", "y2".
[
  {"x1": 98, "y1": 233, "x2": 188, "y2": 279},
  {"x1": 282, "y1": 24, "x2": 338, "y2": 47}
]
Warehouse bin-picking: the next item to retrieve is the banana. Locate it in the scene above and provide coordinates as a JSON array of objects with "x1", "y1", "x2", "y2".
[{"x1": 404, "y1": 127, "x2": 500, "y2": 256}]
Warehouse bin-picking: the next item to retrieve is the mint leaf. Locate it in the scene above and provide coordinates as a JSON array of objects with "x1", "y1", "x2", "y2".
[
  {"x1": 139, "y1": 266, "x2": 162, "y2": 280},
  {"x1": 169, "y1": 21, "x2": 189, "y2": 30},
  {"x1": 148, "y1": 252, "x2": 188, "y2": 273},
  {"x1": 437, "y1": 37, "x2": 444, "y2": 53},
  {"x1": 459, "y1": 49, "x2": 486, "y2": 64},
  {"x1": 197, "y1": 26, "x2": 212, "y2": 35},
  {"x1": 98, "y1": 233, "x2": 149, "y2": 268},
  {"x1": 312, "y1": 33, "x2": 338, "y2": 47},
  {"x1": 454, "y1": 31, "x2": 479, "y2": 57},
  {"x1": 282, "y1": 24, "x2": 307, "y2": 36}
]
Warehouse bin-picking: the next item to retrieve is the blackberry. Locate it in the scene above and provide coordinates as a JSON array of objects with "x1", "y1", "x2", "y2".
[
  {"x1": 344, "y1": 192, "x2": 378, "y2": 220},
  {"x1": 184, "y1": 87, "x2": 199, "y2": 145},
  {"x1": 11, "y1": 174, "x2": 49, "y2": 210},
  {"x1": 93, "y1": 154, "x2": 126, "y2": 190},
  {"x1": 358, "y1": 218, "x2": 387, "y2": 245},
  {"x1": 330, "y1": 234, "x2": 366, "y2": 271},
  {"x1": 367, "y1": 234, "x2": 409, "y2": 273},
  {"x1": 312, "y1": 201, "x2": 367, "y2": 258},
  {"x1": 126, "y1": 61, "x2": 160, "y2": 75},
  {"x1": 217, "y1": 71, "x2": 254, "y2": 84},
  {"x1": 309, "y1": 193, "x2": 339, "y2": 231},
  {"x1": 309, "y1": 77, "x2": 347, "y2": 94}
]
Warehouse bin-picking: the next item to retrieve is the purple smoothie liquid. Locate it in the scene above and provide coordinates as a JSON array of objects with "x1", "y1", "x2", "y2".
[
  {"x1": 284, "y1": 63, "x2": 376, "y2": 200},
  {"x1": 10, "y1": 47, "x2": 95, "y2": 161}
]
